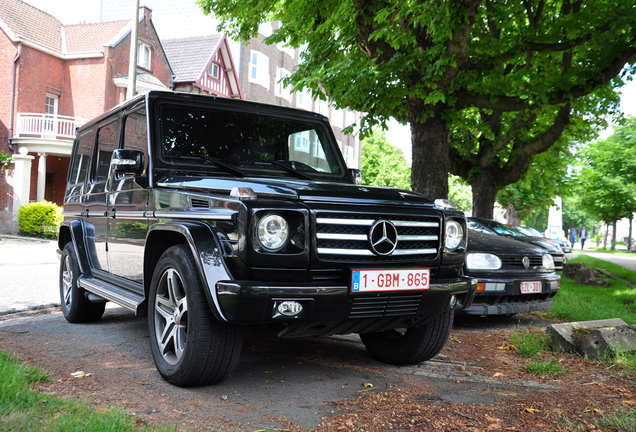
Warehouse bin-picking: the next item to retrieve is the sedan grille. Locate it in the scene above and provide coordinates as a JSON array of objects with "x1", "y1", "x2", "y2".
[
  {"x1": 500, "y1": 255, "x2": 544, "y2": 267},
  {"x1": 315, "y1": 212, "x2": 440, "y2": 263}
]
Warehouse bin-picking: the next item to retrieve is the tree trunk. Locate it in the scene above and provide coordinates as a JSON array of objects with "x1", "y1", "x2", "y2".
[
  {"x1": 629, "y1": 215, "x2": 634, "y2": 251},
  {"x1": 505, "y1": 203, "x2": 521, "y2": 226},
  {"x1": 410, "y1": 112, "x2": 449, "y2": 200},
  {"x1": 611, "y1": 220, "x2": 617, "y2": 251},
  {"x1": 603, "y1": 223, "x2": 608, "y2": 249},
  {"x1": 469, "y1": 169, "x2": 499, "y2": 219}
]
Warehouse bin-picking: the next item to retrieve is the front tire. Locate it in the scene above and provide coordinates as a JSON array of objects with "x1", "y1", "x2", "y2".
[
  {"x1": 59, "y1": 243, "x2": 105, "y2": 323},
  {"x1": 359, "y1": 311, "x2": 454, "y2": 365},
  {"x1": 148, "y1": 245, "x2": 244, "y2": 387}
]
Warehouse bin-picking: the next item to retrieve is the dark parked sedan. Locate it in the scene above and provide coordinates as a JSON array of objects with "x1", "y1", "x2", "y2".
[
  {"x1": 467, "y1": 217, "x2": 566, "y2": 270},
  {"x1": 463, "y1": 229, "x2": 561, "y2": 316}
]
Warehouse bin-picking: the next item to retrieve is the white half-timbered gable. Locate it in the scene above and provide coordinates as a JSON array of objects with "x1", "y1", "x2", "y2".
[{"x1": 163, "y1": 35, "x2": 243, "y2": 99}]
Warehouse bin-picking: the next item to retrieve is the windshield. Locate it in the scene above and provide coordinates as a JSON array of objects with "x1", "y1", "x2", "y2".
[{"x1": 157, "y1": 103, "x2": 343, "y2": 178}]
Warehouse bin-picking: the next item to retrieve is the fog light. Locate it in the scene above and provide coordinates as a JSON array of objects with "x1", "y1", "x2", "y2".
[
  {"x1": 277, "y1": 301, "x2": 303, "y2": 317},
  {"x1": 449, "y1": 295, "x2": 458, "y2": 309}
]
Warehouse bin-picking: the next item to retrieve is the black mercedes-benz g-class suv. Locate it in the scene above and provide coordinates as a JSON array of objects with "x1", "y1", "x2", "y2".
[{"x1": 58, "y1": 91, "x2": 476, "y2": 386}]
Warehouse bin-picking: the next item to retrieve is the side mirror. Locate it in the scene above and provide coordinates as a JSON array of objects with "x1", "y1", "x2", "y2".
[
  {"x1": 111, "y1": 149, "x2": 144, "y2": 175},
  {"x1": 349, "y1": 168, "x2": 362, "y2": 185}
]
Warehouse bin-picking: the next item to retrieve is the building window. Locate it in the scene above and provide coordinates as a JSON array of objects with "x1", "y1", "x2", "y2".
[
  {"x1": 208, "y1": 63, "x2": 220, "y2": 79},
  {"x1": 275, "y1": 68, "x2": 292, "y2": 102},
  {"x1": 317, "y1": 99, "x2": 329, "y2": 116},
  {"x1": 137, "y1": 42, "x2": 151, "y2": 69},
  {"x1": 294, "y1": 130, "x2": 310, "y2": 153},
  {"x1": 313, "y1": 141, "x2": 326, "y2": 159},
  {"x1": 249, "y1": 50, "x2": 270, "y2": 90},
  {"x1": 331, "y1": 107, "x2": 344, "y2": 129},
  {"x1": 44, "y1": 94, "x2": 58, "y2": 135},
  {"x1": 296, "y1": 89, "x2": 312, "y2": 111},
  {"x1": 344, "y1": 145, "x2": 355, "y2": 167}
]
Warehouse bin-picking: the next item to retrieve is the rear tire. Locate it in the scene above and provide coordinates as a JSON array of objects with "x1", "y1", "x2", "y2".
[
  {"x1": 59, "y1": 243, "x2": 105, "y2": 323},
  {"x1": 148, "y1": 245, "x2": 244, "y2": 387},
  {"x1": 359, "y1": 311, "x2": 454, "y2": 365}
]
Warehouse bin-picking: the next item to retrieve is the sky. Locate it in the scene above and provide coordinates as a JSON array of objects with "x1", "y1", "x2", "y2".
[{"x1": 21, "y1": 0, "x2": 636, "y2": 161}]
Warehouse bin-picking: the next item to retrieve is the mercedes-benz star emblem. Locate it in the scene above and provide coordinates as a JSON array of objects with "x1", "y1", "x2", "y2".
[
  {"x1": 369, "y1": 220, "x2": 398, "y2": 256},
  {"x1": 522, "y1": 256, "x2": 530, "y2": 268}
]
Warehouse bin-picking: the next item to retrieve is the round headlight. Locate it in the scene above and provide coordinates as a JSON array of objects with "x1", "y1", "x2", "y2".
[
  {"x1": 445, "y1": 220, "x2": 464, "y2": 251},
  {"x1": 257, "y1": 214, "x2": 289, "y2": 252},
  {"x1": 466, "y1": 253, "x2": 502, "y2": 270},
  {"x1": 542, "y1": 254, "x2": 555, "y2": 270}
]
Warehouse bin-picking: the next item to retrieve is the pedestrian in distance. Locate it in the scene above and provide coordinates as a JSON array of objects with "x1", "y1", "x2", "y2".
[
  {"x1": 569, "y1": 227, "x2": 578, "y2": 248},
  {"x1": 580, "y1": 226, "x2": 587, "y2": 250}
]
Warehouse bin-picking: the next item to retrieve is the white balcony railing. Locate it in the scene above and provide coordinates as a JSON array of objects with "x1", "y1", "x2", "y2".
[{"x1": 16, "y1": 113, "x2": 87, "y2": 140}]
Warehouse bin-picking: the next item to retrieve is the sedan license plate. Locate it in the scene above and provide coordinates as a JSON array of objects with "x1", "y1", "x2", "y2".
[
  {"x1": 351, "y1": 269, "x2": 430, "y2": 293},
  {"x1": 520, "y1": 281, "x2": 542, "y2": 294}
]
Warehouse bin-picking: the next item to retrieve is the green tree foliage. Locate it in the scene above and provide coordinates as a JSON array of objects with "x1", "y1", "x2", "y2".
[
  {"x1": 496, "y1": 141, "x2": 575, "y2": 225},
  {"x1": 448, "y1": 175, "x2": 473, "y2": 214},
  {"x1": 577, "y1": 118, "x2": 636, "y2": 248},
  {"x1": 199, "y1": 0, "x2": 636, "y2": 208},
  {"x1": 360, "y1": 129, "x2": 411, "y2": 190}
]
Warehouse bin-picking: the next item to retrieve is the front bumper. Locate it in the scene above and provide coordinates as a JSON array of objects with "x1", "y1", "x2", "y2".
[
  {"x1": 462, "y1": 273, "x2": 560, "y2": 316},
  {"x1": 215, "y1": 276, "x2": 476, "y2": 336}
]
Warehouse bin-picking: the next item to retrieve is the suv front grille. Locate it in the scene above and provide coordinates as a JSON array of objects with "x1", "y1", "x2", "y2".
[{"x1": 315, "y1": 212, "x2": 440, "y2": 262}]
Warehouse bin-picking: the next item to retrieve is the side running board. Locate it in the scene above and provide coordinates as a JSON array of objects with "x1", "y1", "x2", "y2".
[{"x1": 79, "y1": 276, "x2": 146, "y2": 316}]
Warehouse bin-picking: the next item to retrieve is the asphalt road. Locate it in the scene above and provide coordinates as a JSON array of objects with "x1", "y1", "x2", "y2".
[{"x1": 0, "y1": 238, "x2": 633, "y2": 430}]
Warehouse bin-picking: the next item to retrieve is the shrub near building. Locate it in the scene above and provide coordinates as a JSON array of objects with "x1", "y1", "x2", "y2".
[{"x1": 17, "y1": 201, "x2": 63, "y2": 239}]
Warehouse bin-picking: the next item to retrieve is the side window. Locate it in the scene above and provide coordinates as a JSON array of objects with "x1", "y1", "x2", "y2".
[
  {"x1": 123, "y1": 107, "x2": 148, "y2": 171},
  {"x1": 68, "y1": 132, "x2": 93, "y2": 185},
  {"x1": 95, "y1": 120, "x2": 118, "y2": 182}
]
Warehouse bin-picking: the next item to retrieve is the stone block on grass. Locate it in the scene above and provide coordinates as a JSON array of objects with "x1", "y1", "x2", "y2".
[{"x1": 546, "y1": 318, "x2": 628, "y2": 354}]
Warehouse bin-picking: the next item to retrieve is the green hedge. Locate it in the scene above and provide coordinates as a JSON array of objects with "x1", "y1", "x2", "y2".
[{"x1": 17, "y1": 201, "x2": 63, "y2": 239}]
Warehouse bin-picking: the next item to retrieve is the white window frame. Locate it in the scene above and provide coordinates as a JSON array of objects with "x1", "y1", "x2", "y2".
[
  {"x1": 208, "y1": 62, "x2": 220, "y2": 79},
  {"x1": 137, "y1": 42, "x2": 151, "y2": 69},
  {"x1": 294, "y1": 131, "x2": 310, "y2": 153},
  {"x1": 316, "y1": 99, "x2": 329, "y2": 116},
  {"x1": 331, "y1": 107, "x2": 344, "y2": 129},
  {"x1": 313, "y1": 141, "x2": 326, "y2": 159},
  {"x1": 344, "y1": 145, "x2": 356, "y2": 167},
  {"x1": 249, "y1": 50, "x2": 270, "y2": 90},
  {"x1": 275, "y1": 68, "x2": 292, "y2": 102},
  {"x1": 296, "y1": 89, "x2": 313, "y2": 111},
  {"x1": 44, "y1": 94, "x2": 58, "y2": 136}
]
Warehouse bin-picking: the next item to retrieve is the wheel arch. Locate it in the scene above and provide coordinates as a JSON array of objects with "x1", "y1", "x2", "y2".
[
  {"x1": 144, "y1": 221, "x2": 231, "y2": 322},
  {"x1": 58, "y1": 219, "x2": 93, "y2": 276}
]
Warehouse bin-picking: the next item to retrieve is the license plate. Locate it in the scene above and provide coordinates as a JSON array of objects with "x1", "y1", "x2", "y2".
[
  {"x1": 351, "y1": 269, "x2": 430, "y2": 293},
  {"x1": 520, "y1": 281, "x2": 542, "y2": 294}
]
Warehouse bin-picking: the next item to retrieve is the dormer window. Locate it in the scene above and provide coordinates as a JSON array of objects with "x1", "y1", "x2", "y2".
[
  {"x1": 208, "y1": 63, "x2": 220, "y2": 80},
  {"x1": 137, "y1": 42, "x2": 151, "y2": 69}
]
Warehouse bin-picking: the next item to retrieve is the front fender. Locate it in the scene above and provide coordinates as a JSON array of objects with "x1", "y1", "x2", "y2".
[{"x1": 145, "y1": 221, "x2": 232, "y2": 322}]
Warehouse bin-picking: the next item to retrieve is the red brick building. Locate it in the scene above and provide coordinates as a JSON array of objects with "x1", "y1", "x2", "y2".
[{"x1": 0, "y1": 0, "x2": 172, "y2": 232}]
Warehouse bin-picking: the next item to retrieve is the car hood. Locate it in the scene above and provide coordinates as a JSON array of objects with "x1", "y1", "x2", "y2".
[
  {"x1": 510, "y1": 235, "x2": 562, "y2": 253},
  {"x1": 156, "y1": 176, "x2": 436, "y2": 206},
  {"x1": 468, "y1": 230, "x2": 547, "y2": 256}
]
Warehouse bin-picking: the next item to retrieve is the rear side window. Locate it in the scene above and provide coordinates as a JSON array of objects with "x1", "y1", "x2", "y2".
[
  {"x1": 95, "y1": 120, "x2": 118, "y2": 182},
  {"x1": 68, "y1": 132, "x2": 93, "y2": 185}
]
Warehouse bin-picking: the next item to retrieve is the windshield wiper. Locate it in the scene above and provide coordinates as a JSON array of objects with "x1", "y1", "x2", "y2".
[
  {"x1": 255, "y1": 160, "x2": 313, "y2": 180},
  {"x1": 176, "y1": 155, "x2": 246, "y2": 177}
]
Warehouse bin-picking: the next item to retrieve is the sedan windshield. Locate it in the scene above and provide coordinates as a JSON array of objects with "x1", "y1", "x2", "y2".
[{"x1": 157, "y1": 103, "x2": 343, "y2": 178}]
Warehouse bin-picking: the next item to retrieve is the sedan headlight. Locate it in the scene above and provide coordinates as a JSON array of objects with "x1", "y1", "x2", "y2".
[
  {"x1": 543, "y1": 254, "x2": 555, "y2": 270},
  {"x1": 445, "y1": 220, "x2": 464, "y2": 251},
  {"x1": 466, "y1": 253, "x2": 502, "y2": 270},
  {"x1": 257, "y1": 214, "x2": 289, "y2": 252}
]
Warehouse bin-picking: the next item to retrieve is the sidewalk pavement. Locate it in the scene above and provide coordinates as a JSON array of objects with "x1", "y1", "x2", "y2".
[
  {"x1": 570, "y1": 247, "x2": 636, "y2": 273},
  {"x1": 0, "y1": 235, "x2": 59, "y2": 314}
]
